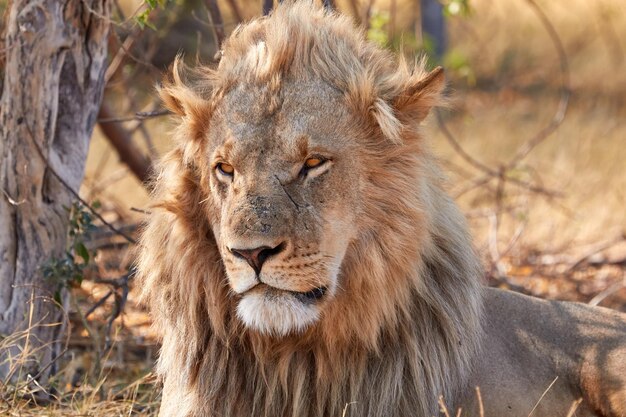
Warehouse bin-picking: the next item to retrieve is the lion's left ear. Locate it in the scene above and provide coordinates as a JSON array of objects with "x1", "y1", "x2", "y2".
[
  {"x1": 370, "y1": 66, "x2": 445, "y2": 143},
  {"x1": 394, "y1": 66, "x2": 445, "y2": 125}
]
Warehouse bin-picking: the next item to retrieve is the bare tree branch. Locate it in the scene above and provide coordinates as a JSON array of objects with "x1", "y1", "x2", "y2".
[
  {"x1": 97, "y1": 103, "x2": 153, "y2": 185},
  {"x1": 205, "y1": 0, "x2": 226, "y2": 50},
  {"x1": 97, "y1": 108, "x2": 170, "y2": 123}
]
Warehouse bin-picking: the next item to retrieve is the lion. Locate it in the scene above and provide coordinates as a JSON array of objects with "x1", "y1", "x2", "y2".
[{"x1": 135, "y1": 3, "x2": 626, "y2": 417}]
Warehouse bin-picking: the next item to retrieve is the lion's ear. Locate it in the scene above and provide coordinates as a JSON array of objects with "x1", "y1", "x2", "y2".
[
  {"x1": 393, "y1": 66, "x2": 445, "y2": 125},
  {"x1": 158, "y1": 57, "x2": 210, "y2": 120}
]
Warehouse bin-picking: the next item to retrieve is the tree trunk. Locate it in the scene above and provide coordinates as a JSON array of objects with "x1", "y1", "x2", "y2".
[
  {"x1": 420, "y1": 0, "x2": 447, "y2": 59},
  {"x1": 0, "y1": 0, "x2": 110, "y2": 383}
]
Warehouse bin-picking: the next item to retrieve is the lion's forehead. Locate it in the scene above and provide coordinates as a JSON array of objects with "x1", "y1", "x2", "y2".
[{"x1": 213, "y1": 77, "x2": 352, "y2": 153}]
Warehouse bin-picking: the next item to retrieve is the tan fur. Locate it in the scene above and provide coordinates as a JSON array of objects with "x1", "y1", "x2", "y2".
[{"x1": 136, "y1": 3, "x2": 626, "y2": 417}]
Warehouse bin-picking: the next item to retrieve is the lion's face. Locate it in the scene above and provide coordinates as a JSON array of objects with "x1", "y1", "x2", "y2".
[{"x1": 205, "y1": 76, "x2": 361, "y2": 335}]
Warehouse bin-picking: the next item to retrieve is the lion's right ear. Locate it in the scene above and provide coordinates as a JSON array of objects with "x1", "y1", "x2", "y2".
[{"x1": 158, "y1": 57, "x2": 210, "y2": 120}]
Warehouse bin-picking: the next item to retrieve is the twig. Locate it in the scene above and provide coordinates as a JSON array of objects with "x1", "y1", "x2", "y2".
[
  {"x1": 588, "y1": 274, "x2": 626, "y2": 307},
  {"x1": 71, "y1": 293, "x2": 103, "y2": 377},
  {"x1": 94, "y1": 274, "x2": 131, "y2": 287},
  {"x1": 130, "y1": 207, "x2": 152, "y2": 215},
  {"x1": 436, "y1": 111, "x2": 496, "y2": 176},
  {"x1": 97, "y1": 108, "x2": 171, "y2": 123},
  {"x1": 1, "y1": 188, "x2": 26, "y2": 205},
  {"x1": 84, "y1": 290, "x2": 114, "y2": 318},
  {"x1": 79, "y1": 0, "x2": 121, "y2": 27},
  {"x1": 105, "y1": 279, "x2": 129, "y2": 351},
  {"x1": 500, "y1": 219, "x2": 527, "y2": 259},
  {"x1": 205, "y1": 0, "x2": 226, "y2": 50},
  {"x1": 566, "y1": 233, "x2": 626, "y2": 272},
  {"x1": 105, "y1": 29, "x2": 140, "y2": 83},
  {"x1": 97, "y1": 103, "x2": 153, "y2": 185},
  {"x1": 487, "y1": 211, "x2": 506, "y2": 278},
  {"x1": 24, "y1": 124, "x2": 137, "y2": 245},
  {"x1": 110, "y1": 20, "x2": 162, "y2": 73},
  {"x1": 342, "y1": 402, "x2": 357, "y2": 417},
  {"x1": 527, "y1": 376, "x2": 558, "y2": 416},
  {"x1": 506, "y1": 0, "x2": 570, "y2": 169},
  {"x1": 438, "y1": 396, "x2": 452, "y2": 417},
  {"x1": 565, "y1": 398, "x2": 583, "y2": 417},
  {"x1": 475, "y1": 386, "x2": 484, "y2": 417}
]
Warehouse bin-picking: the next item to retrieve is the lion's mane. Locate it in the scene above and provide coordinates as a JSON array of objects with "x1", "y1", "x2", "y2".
[{"x1": 136, "y1": 4, "x2": 484, "y2": 416}]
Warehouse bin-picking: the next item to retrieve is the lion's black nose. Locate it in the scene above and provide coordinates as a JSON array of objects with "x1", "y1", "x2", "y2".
[{"x1": 230, "y1": 242, "x2": 286, "y2": 275}]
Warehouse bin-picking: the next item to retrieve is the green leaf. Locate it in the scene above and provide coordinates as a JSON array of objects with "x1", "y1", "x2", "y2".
[
  {"x1": 135, "y1": 11, "x2": 148, "y2": 29},
  {"x1": 75, "y1": 242, "x2": 90, "y2": 264},
  {"x1": 54, "y1": 290, "x2": 62, "y2": 305},
  {"x1": 72, "y1": 273, "x2": 84, "y2": 286},
  {"x1": 366, "y1": 11, "x2": 390, "y2": 48},
  {"x1": 135, "y1": 10, "x2": 157, "y2": 30}
]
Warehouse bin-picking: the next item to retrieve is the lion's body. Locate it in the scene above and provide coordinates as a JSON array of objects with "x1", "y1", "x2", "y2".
[
  {"x1": 468, "y1": 290, "x2": 626, "y2": 417},
  {"x1": 136, "y1": 3, "x2": 626, "y2": 417}
]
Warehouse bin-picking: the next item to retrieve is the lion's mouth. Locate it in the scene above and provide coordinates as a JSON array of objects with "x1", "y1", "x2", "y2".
[
  {"x1": 250, "y1": 283, "x2": 327, "y2": 303},
  {"x1": 292, "y1": 286, "x2": 327, "y2": 302}
]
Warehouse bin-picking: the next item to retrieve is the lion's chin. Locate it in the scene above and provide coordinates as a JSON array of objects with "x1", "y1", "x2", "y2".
[{"x1": 236, "y1": 288, "x2": 321, "y2": 336}]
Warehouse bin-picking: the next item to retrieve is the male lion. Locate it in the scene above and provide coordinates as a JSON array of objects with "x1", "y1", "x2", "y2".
[{"x1": 136, "y1": 3, "x2": 626, "y2": 417}]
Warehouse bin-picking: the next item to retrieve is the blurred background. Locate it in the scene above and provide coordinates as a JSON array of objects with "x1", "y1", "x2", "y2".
[{"x1": 2, "y1": 0, "x2": 626, "y2": 414}]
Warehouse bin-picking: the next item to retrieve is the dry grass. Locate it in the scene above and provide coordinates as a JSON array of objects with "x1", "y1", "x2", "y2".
[{"x1": 0, "y1": 284, "x2": 159, "y2": 416}]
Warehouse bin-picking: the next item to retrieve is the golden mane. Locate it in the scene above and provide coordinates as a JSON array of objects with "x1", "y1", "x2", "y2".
[{"x1": 136, "y1": 3, "x2": 484, "y2": 416}]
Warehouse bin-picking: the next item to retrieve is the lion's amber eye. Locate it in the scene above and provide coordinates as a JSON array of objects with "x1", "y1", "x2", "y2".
[
  {"x1": 216, "y1": 162, "x2": 234, "y2": 176},
  {"x1": 304, "y1": 157, "x2": 325, "y2": 169}
]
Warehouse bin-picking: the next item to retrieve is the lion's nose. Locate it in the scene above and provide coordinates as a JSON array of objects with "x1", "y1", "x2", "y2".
[{"x1": 229, "y1": 242, "x2": 286, "y2": 275}]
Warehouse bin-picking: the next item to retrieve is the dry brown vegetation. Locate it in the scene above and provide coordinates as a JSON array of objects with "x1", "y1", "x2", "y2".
[{"x1": 1, "y1": 0, "x2": 625, "y2": 415}]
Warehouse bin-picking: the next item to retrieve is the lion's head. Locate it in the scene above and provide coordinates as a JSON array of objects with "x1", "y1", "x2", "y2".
[
  {"x1": 148, "y1": 4, "x2": 447, "y2": 337},
  {"x1": 137, "y1": 4, "x2": 483, "y2": 416}
]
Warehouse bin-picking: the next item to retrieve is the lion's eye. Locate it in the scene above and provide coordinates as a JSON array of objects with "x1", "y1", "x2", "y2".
[
  {"x1": 216, "y1": 162, "x2": 234, "y2": 176},
  {"x1": 304, "y1": 158, "x2": 324, "y2": 169},
  {"x1": 300, "y1": 156, "x2": 329, "y2": 178}
]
